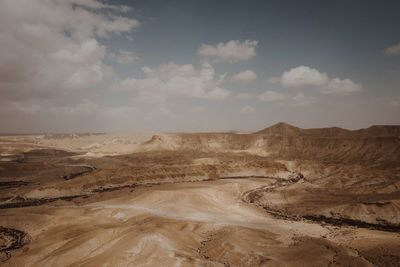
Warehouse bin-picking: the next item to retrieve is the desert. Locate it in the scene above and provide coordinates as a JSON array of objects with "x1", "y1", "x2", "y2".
[
  {"x1": 1, "y1": 1, "x2": 400, "y2": 266},
  {"x1": 0, "y1": 122, "x2": 399, "y2": 266}
]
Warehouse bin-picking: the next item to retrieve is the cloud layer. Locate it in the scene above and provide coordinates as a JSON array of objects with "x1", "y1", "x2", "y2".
[
  {"x1": 0, "y1": 0, "x2": 139, "y2": 102},
  {"x1": 259, "y1": 91, "x2": 286, "y2": 102},
  {"x1": 198, "y1": 40, "x2": 258, "y2": 62},
  {"x1": 115, "y1": 62, "x2": 230, "y2": 102},
  {"x1": 231, "y1": 70, "x2": 257, "y2": 82},
  {"x1": 109, "y1": 49, "x2": 137, "y2": 65},
  {"x1": 240, "y1": 105, "x2": 256, "y2": 114},
  {"x1": 0, "y1": 1, "x2": 396, "y2": 133}
]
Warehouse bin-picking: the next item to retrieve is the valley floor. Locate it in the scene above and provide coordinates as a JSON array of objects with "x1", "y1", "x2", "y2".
[{"x1": 1, "y1": 177, "x2": 399, "y2": 266}]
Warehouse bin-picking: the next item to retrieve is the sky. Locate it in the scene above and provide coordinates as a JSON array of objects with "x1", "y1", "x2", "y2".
[{"x1": 0, "y1": 0, "x2": 399, "y2": 133}]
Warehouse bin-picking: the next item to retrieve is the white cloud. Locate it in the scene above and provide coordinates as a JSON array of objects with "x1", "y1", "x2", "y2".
[
  {"x1": 115, "y1": 62, "x2": 231, "y2": 101},
  {"x1": 198, "y1": 40, "x2": 258, "y2": 62},
  {"x1": 280, "y1": 65, "x2": 329, "y2": 88},
  {"x1": 109, "y1": 49, "x2": 137, "y2": 64},
  {"x1": 231, "y1": 70, "x2": 257, "y2": 82},
  {"x1": 240, "y1": 105, "x2": 256, "y2": 114},
  {"x1": 204, "y1": 87, "x2": 231, "y2": 99},
  {"x1": 272, "y1": 65, "x2": 363, "y2": 95},
  {"x1": 142, "y1": 63, "x2": 197, "y2": 80},
  {"x1": 385, "y1": 43, "x2": 400, "y2": 55},
  {"x1": 323, "y1": 78, "x2": 362, "y2": 95},
  {"x1": 63, "y1": 59, "x2": 105, "y2": 90},
  {"x1": 291, "y1": 92, "x2": 316, "y2": 106},
  {"x1": 259, "y1": 91, "x2": 286, "y2": 102},
  {"x1": 0, "y1": 0, "x2": 139, "y2": 102},
  {"x1": 66, "y1": 0, "x2": 132, "y2": 13}
]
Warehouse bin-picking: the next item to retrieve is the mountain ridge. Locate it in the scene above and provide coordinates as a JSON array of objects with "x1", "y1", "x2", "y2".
[{"x1": 256, "y1": 122, "x2": 400, "y2": 137}]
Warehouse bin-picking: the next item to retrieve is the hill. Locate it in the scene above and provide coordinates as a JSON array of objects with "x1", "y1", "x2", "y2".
[{"x1": 256, "y1": 122, "x2": 400, "y2": 138}]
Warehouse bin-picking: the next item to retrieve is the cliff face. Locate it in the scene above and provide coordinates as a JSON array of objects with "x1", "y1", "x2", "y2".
[
  {"x1": 140, "y1": 123, "x2": 400, "y2": 168},
  {"x1": 135, "y1": 123, "x2": 400, "y2": 229}
]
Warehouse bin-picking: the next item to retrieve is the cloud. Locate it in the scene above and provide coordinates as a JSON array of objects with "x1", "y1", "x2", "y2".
[
  {"x1": 231, "y1": 70, "x2": 257, "y2": 82},
  {"x1": 236, "y1": 93, "x2": 256, "y2": 99},
  {"x1": 239, "y1": 105, "x2": 255, "y2": 114},
  {"x1": 280, "y1": 66, "x2": 329, "y2": 88},
  {"x1": 142, "y1": 63, "x2": 198, "y2": 80},
  {"x1": 66, "y1": 0, "x2": 132, "y2": 13},
  {"x1": 198, "y1": 40, "x2": 258, "y2": 62},
  {"x1": 115, "y1": 62, "x2": 231, "y2": 101},
  {"x1": 385, "y1": 43, "x2": 400, "y2": 55},
  {"x1": 258, "y1": 89, "x2": 315, "y2": 106},
  {"x1": 391, "y1": 100, "x2": 400, "y2": 107},
  {"x1": 291, "y1": 92, "x2": 316, "y2": 106},
  {"x1": 259, "y1": 91, "x2": 286, "y2": 102},
  {"x1": 108, "y1": 49, "x2": 137, "y2": 64},
  {"x1": 323, "y1": 78, "x2": 362, "y2": 95},
  {"x1": 0, "y1": 0, "x2": 139, "y2": 102},
  {"x1": 271, "y1": 65, "x2": 362, "y2": 95},
  {"x1": 191, "y1": 106, "x2": 206, "y2": 112},
  {"x1": 266, "y1": 76, "x2": 281, "y2": 85}
]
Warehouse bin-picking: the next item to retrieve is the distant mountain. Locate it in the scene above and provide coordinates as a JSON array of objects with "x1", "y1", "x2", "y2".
[
  {"x1": 356, "y1": 125, "x2": 400, "y2": 137},
  {"x1": 255, "y1": 122, "x2": 303, "y2": 136},
  {"x1": 256, "y1": 122, "x2": 400, "y2": 138}
]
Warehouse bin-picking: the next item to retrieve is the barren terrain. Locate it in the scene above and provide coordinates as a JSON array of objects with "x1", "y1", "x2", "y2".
[{"x1": 0, "y1": 123, "x2": 399, "y2": 266}]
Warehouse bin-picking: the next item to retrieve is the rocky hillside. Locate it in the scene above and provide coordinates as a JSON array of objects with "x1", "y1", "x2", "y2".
[{"x1": 140, "y1": 123, "x2": 400, "y2": 168}]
